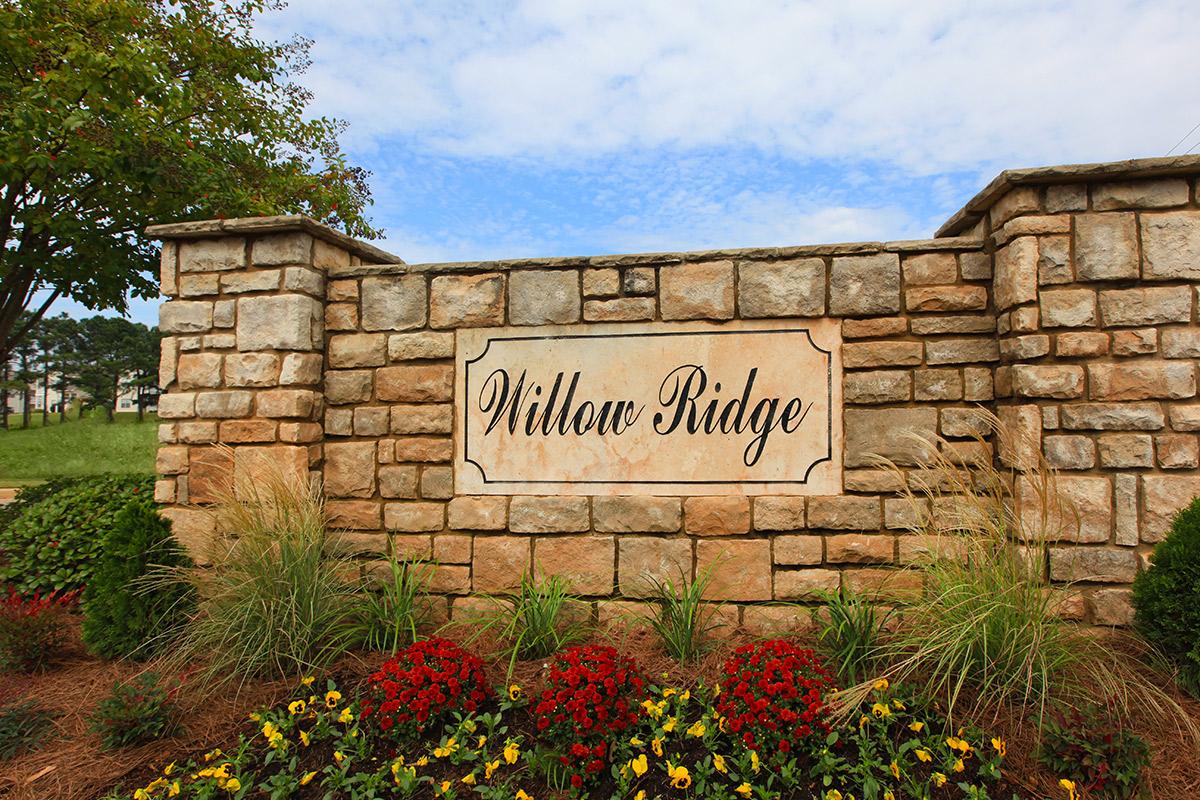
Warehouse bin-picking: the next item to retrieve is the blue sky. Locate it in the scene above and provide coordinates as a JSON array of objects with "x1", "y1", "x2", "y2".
[{"x1": 51, "y1": 0, "x2": 1200, "y2": 327}]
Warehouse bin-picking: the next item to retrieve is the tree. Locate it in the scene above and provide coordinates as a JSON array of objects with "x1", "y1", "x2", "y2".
[
  {"x1": 32, "y1": 314, "x2": 74, "y2": 425},
  {"x1": 0, "y1": 0, "x2": 379, "y2": 360},
  {"x1": 73, "y1": 316, "x2": 153, "y2": 422}
]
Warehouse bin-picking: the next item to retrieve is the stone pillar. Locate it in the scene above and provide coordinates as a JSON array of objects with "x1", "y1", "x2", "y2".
[{"x1": 149, "y1": 216, "x2": 394, "y2": 558}]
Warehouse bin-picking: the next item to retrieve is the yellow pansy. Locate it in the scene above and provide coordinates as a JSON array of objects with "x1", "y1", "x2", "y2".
[
  {"x1": 484, "y1": 759, "x2": 501, "y2": 779},
  {"x1": 873, "y1": 678, "x2": 889, "y2": 691},
  {"x1": 300, "y1": 771, "x2": 317, "y2": 786},
  {"x1": 630, "y1": 736, "x2": 644, "y2": 747},
  {"x1": 439, "y1": 780, "x2": 451, "y2": 793},
  {"x1": 1059, "y1": 779, "x2": 1078, "y2": 800},
  {"x1": 168, "y1": 782, "x2": 180, "y2": 797},
  {"x1": 462, "y1": 773, "x2": 477, "y2": 786},
  {"x1": 858, "y1": 714, "x2": 870, "y2": 728},
  {"x1": 652, "y1": 737, "x2": 664, "y2": 757},
  {"x1": 871, "y1": 702, "x2": 891, "y2": 719},
  {"x1": 735, "y1": 783, "x2": 752, "y2": 798},
  {"x1": 892, "y1": 699, "x2": 906, "y2": 711},
  {"x1": 224, "y1": 778, "x2": 241, "y2": 793},
  {"x1": 334, "y1": 751, "x2": 345, "y2": 764},
  {"x1": 163, "y1": 762, "x2": 176, "y2": 776},
  {"x1": 434, "y1": 737, "x2": 459, "y2": 758},
  {"x1": 508, "y1": 684, "x2": 522, "y2": 701},
  {"x1": 953, "y1": 758, "x2": 965, "y2": 773},
  {"x1": 686, "y1": 720, "x2": 706, "y2": 737},
  {"x1": 338, "y1": 707, "x2": 354, "y2": 724},
  {"x1": 908, "y1": 720, "x2": 925, "y2": 733},
  {"x1": 663, "y1": 716, "x2": 678, "y2": 733},
  {"x1": 515, "y1": 791, "x2": 534, "y2": 800},
  {"x1": 713, "y1": 754, "x2": 727, "y2": 773},
  {"x1": 992, "y1": 737, "x2": 1007, "y2": 757},
  {"x1": 299, "y1": 730, "x2": 310, "y2": 747},
  {"x1": 301, "y1": 675, "x2": 315, "y2": 687},
  {"x1": 477, "y1": 735, "x2": 487, "y2": 748},
  {"x1": 416, "y1": 756, "x2": 429, "y2": 767},
  {"x1": 915, "y1": 749, "x2": 932, "y2": 762},
  {"x1": 324, "y1": 690, "x2": 342, "y2": 708},
  {"x1": 751, "y1": 749, "x2": 760, "y2": 773},
  {"x1": 630, "y1": 754, "x2": 648, "y2": 777},
  {"x1": 261, "y1": 721, "x2": 278, "y2": 739},
  {"x1": 635, "y1": 792, "x2": 646, "y2": 800},
  {"x1": 288, "y1": 700, "x2": 306, "y2": 715},
  {"x1": 932, "y1": 773, "x2": 947, "y2": 787},
  {"x1": 884, "y1": 792, "x2": 895, "y2": 800},
  {"x1": 667, "y1": 762, "x2": 691, "y2": 789},
  {"x1": 503, "y1": 740, "x2": 520, "y2": 764},
  {"x1": 826, "y1": 790, "x2": 844, "y2": 800},
  {"x1": 890, "y1": 761, "x2": 900, "y2": 779}
]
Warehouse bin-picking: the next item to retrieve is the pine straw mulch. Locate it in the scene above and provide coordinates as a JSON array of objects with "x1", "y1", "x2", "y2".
[{"x1": 4, "y1": 617, "x2": 1200, "y2": 800}]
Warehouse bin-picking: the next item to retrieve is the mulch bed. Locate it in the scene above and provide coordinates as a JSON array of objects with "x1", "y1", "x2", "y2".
[{"x1": 3, "y1": 617, "x2": 1199, "y2": 799}]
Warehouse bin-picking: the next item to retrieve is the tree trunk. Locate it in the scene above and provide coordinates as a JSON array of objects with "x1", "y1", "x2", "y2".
[
  {"x1": 1, "y1": 362, "x2": 8, "y2": 430},
  {"x1": 41, "y1": 366, "x2": 49, "y2": 426}
]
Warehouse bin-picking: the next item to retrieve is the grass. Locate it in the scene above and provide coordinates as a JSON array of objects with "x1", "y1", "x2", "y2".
[
  {"x1": 640, "y1": 565, "x2": 722, "y2": 662},
  {"x1": 0, "y1": 411, "x2": 157, "y2": 485}
]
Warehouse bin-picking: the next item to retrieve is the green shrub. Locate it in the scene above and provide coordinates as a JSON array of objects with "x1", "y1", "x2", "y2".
[
  {"x1": 81, "y1": 499, "x2": 194, "y2": 660},
  {"x1": 1039, "y1": 702, "x2": 1150, "y2": 799},
  {"x1": 90, "y1": 672, "x2": 179, "y2": 750},
  {"x1": 0, "y1": 588, "x2": 76, "y2": 672},
  {"x1": 640, "y1": 565, "x2": 722, "y2": 662},
  {"x1": 0, "y1": 474, "x2": 154, "y2": 594},
  {"x1": 1133, "y1": 496, "x2": 1200, "y2": 696},
  {"x1": 0, "y1": 700, "x2": 56, "y2": 760},
  {"x1": 346, "y1": 552, "x2": 430, "y2": 653},
  {"x1": 816, "y1": 585, "x2": 890, "y2": 685}
]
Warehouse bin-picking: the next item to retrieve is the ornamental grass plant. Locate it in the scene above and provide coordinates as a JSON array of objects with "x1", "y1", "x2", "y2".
[
  {"x1": 640, "y1": 564, "x2": 723, "y2": 662},
  {"x1": 346, "y1": 551, "x2": 431, "y2": 654},
  {"x1": 148, "y1": 446, "x2": 360, "y2": 687}
]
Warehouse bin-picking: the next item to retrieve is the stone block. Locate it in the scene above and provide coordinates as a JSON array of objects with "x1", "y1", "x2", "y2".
[
  {"x1": 213, "y1": 300, "x2": 235, "y2": 328},
  {"x1": 1157, "y1": 434, "x2": 1199, "y2": 468},
  {"x1": 593, "y1": 496, "x2": 682, "y2": 533},
  {"x1": 826, "y1": 533, "x2": 892, "y2": 563},
  {"x1": 772, "y1": 534, "x2": 821, "y2": 565},
  {"x1": 842, "y1": 341, "x2": 922, "y2": 368},
  {"x1": 959, "y1": 251, "x2": 992, "y2": 281},
  {"x1": 659, "y1": 261, "x2": 735, "y2": 320},
  {"x1": 623, "y1": 267, "x2": 656, "y2": 295},
  {"x1": 329, "y1": 334, "x2": 387, "y2": 368},
  {"x1": 1141, "y1": 211, "x2": 1200, "y2": 280},
  {"x1": 176, "y1": 421, "x2": 219, "y2": 444},
  {"x1": 280, "y1": 353, "x2": 322, "y2": 385},
  {"x1": 1093, "y1": 179, "x2": 1190, "y2": 210},
  {"x1": 176, "y1": 353, "x2": 223, "y2": 390},
  {"x1": 377, "y1": 464, "x2": 419, "y2": 499},
  {"x1": 844, "y1": 370, "x2": 911, "y2": 404},
  {"x1": 219, "y1": 269, "x2": 281, "y2": 294},
  {"x1": 236, "y1": 295, "x2": 321, "y2": 351},
  {"x1": 352, "y1": 406, "x2": 390, "y2": 436},
  {"x1": 913, "y1": 369, "x2": 962, "y2": 401},
  {"x1": 583, "y1": 297, "x2": 656, "y2": 322},
  {"x1": 1043, "y1": 435, "x2": 1095, "y2": 469},
  {"x1": 509, "y1": 269, "x2": 581, "y2": 325},
  {"x1": 1114, "y1": 474, "x2": 1139, "y2": 546},
  {"x1": 808, "y1": 496, "x2": 882, "y2": 530},
  {"x1": 1171, "y1": 405, "x2": 1200, "y2": 431},
  {"x1": 389, "y1": 332, "x2": 455, "y2": 361},
  {"x1": 905, "y1": 286, "x2": 987, "y2": 312},
  {"x1": 1142, "y1": 476, "x2": 1200, "y2": 540},
  {"x1": 536, "y1": 535, "x2": 615, "y2": 595},
  {"x1": 194, "y1": 390, "x2": 253, "y2": 418},
  {"x1": 1089, "y1": 588, "x2": 1135, "y2": 626},
  {"x1": 696, "y1": 539, "x2": 771, "y2": 601},
  {"x1": 384, "y1": 502, "x2": 444, "y2": 532},
  {"x1": 940, "y1": 407, "x2": 991, "y2": 439},
  {"x1": 278, "y1": 421, "x2": 322, "y2": 443},
  {"x1": 509, "y1": 496, "x2": 590, "y2": 533},
  {"x1": 256, "y1": 389, "x2": 317, "y2": 419},
  {"x1": 738, "y1": 258, "x2": 825, "y2": 317},
  {"x1": 420, "y1": 466, "x2": 454, "y2": 499},
  {"x1": 741, "y1": 605, "x2": 818, "y2": 635},
  {"x1": 1048, "y1": 548, "x2": 1137, "y2": 583},
  {"x1": 323, "y1": 408, "x2": 352, "y2": 436},
  {"x1": 448, "y1": 496, "x2": 508, "y2": 530},
  {"x1": 160, "y1": 300, "x2": 213, "y2": 333},
  {"x1": 1097, "y1": 434, "x2": 1153, "y2": 468},
  {"x1": 376, "y1": 364, "x2": 454, "y2": 402},
  {"x1": 841, "y1": 568, "x2": 924, "y2": 602},
  {"x1": 393, "y1": 437, "x2": 453, "y2": 462},
  {"x1": 753, "y1": 496, "x2": 806, "y2": 531},
  {"x1": 156, "y1": 445, "x2": 189, "y2": 475},
  {"x1": 963, "y1": 367, "x2": 994, "y2": 401},
  {"x1": 829, "y1": 253, "x2": 900, "y2": 316},
  {"x1": 161, "y1": 508, "x2": 215, "y2": 562},
  {"x1": 178, "y1": 237, "x2": 244, "y2": 272},
  {"x1": 1040, "y1": 289, "x2": 1096, "y2": 328},
  {"x1": 1011, "y1": 365, "x2": 1084, "y2": 399},
  {"x1": 434, "y1": 534, "x2": 473, "y2": 564},
  {"x1": 250, "y1": 232, "x2": 311, "y2": 266},
  {"x1": 902, "y1": 252, "x2": 957, "y2": 285},
  {"x1": 898, "y1": 533, "x2": 965, "y2": 564},
  {"x1": 1000, "y1": 335, "x2": 1050, "y2": 361},
  {"x1": 1018, "y1": 474, "x2": 1112, "y2": 543},
  {"x1": 1099, "y1": 287, "x2": 1191, "y2": 327},
  {"x1": 324, "y1": 369, "x2": 373, "y2": 404},
  {"x1": 1162, "y1": 330, "x2": 1200, "y2": 359},
  {"x1": 327, "y1": 300, "x2": 364, "y2": 331},
  {"x1": 473, "y1": 536, "x2": 530, "y2": 592},
  {"x1": 361, "y1": 274, "x2": 427, "y2": 331},
  {"x1": 430, "y1": 273, "x2": 505, "y2": 328},
  {"x1": 990, "y1": 186, "x2": 1040, "y2": 226},
  {"x1": 1056, "y1": 332, "x2": 1109, "y2": 358},
  {"x1": 842, "y1": 318, "x2": 907, "y2": 338},
  {"x1": 312, "y1": 239, "x2": 351, "y2": 270},
  {"x1": 1045, "y1": 184, "x2": 1087, "y2": 213},
  {"x1": 997, "y1": 405, "x2": 1042, "y2": 469},
  {"x1": 844, "y1": 407, "x2": 938, "y2": 467},
  {"x1": 1112, "y1": 329, "x2": 1158, "y2": 356},
  {"x1": 774, "y1": 569, "x2": 840, "y2": 600},
  {"x1": 683, "y1": 496, "x2": 750, "y2": 535},
  {"x1": 1088, "y1": 361, "x2": 1195, "y2": 401},
  {"x1": 1060, "y1": 403, "x2": 1165, "y2": 431},
  {"x1": 1037, "y1": 235, "x2": 1072, "y2": 285},
  {"x1": 327, "y1": 279, "x2": 359, "y2": 302},
  {"x1": 223, "y1": 353, "x2": 280, "y2": 387},
  {"x1": 392, "y1": 404, "x2": 454, "y2": 434},
  {"x1": 1075, "y1": 213, "x2": 1139, "y2": 280},
  {"x1": 324, "y1": 441, "x2": 376, "y2": 498},
  {"x1": 582, "y1": 268, "x2": 620, "y2": 298},
  {"x1": 429, "y1": 565, "x2": 471, "y2": 595},
  {"x1": 925, "y1": 338, "x2": 999, "y2": 364},
  {"x1": 283, "y1": 267, "x2": 323, "y2": 296},
  {"x1": 994, "y1": 237, "x2": 1037, "y2": 310},
  {"x1": 217, "y1": 419, "x2": 276, "y2": 443},
  {"x1": 178, "y1": 273, "x2": 219, "y2": 297}
]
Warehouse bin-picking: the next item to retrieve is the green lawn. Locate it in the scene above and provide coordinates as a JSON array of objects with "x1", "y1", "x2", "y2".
[{"x1": 0, "y1": 411, "x2": 158, "y2": 485}]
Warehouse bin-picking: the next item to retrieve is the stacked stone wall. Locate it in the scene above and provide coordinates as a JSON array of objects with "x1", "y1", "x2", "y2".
[{"x1": 151, "y1": 157, "x2": 1200, "y2": 632}]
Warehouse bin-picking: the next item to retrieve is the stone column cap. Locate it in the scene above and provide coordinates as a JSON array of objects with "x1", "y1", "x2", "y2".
[
  {"x1": 146, "y1": 214, "x2": 402, "y2": 265},
  {"x1": 938, "y1": 154, "x2": 1200, "y2": 238}
]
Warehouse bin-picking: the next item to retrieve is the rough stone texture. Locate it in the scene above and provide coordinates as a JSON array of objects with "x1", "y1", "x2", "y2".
[
  {"x1": 509, "y1": 270, "x2": 581, "y2": 325},
  {"x1": 179, "y1": 237, "x2": 245, "y2": 272},
  {"x1": 1040, "y1": 289, "x2": 1097, "y2": 328},
  {"x1": 584, "y1": 297, "x2": 656, "y2": 322},
  {"x1": 738, "y1": 259, "x2": 825, "y2": 317},
  {"x1": 1075, "y1": 213, "x2": 1139, "y2": 280},
  {"x1": 1088, "y1": 361, "x2": 1196, "y2": 401},
  {"x1": 535, "y1": 535, "x2": 615, "y2": 595},
  {"x1": 829, "y1": 253, "x2": 900, "y2": 316},
  {"x1": 683, "y1": 496, "x2": 751, "y2": 535},
  {"x1": 329, "y1": 333, "x2": 387, "y2": 368},
  {"x1": 659, "y1": 261, "x2": 735, "y2": 320},
  {"x1": 448, "y1": 496, "x2": 508, "y2": 530},
  {"x1": 224, "y1": 353, "x2": 280, "y2": 387},
  {"x1": 1093, "y1": 179, "x2": 1190, "y2": 210},
  {"x1": 473, "y1": 536, "x2": 530, "y2": 593},
  {"x1": 378, "y1": 465, "x2": 419, "y2": 499},
  {"x1": 325, "y1": 441, "x2": 376, "y2": 498},
  {"x1": 843, "y1": 370, "x2": 911, "y2": 404},
  {"x1": 376, "y1": 365, "x2": 453, "y2": 402},
  {"x1": 1048, "y1": 548, "x2": 1137, "y2": 583},
  {"x1": 389, "y1": 332, "x2": 455, "y2": 361},
  {"x1": 753, "y1": 496, "x2": 805, "y2": 531},
  {"x1": 808, "y1": 497, "x2": 882, "y2": 530},
  {"x1": 160, "y1": 301, "x2": 213, "y2": 333},
  {"x1": 994, "y1": 237, "x2": 1038, "y2": 310},
  {"x1": 430, "y1": 273, "x2": 505, "y2": 328},
  {"x1": 696, "y1": 539, "x2": 771, "y2": 601},
  {"x1": 1142, "y1": 476, "x2": 1200, "y2": 540},
  {"x1": 1141, "y1": 211, "x2": 1200, "y2": 281},
  {"x1": 844, "y1": 408, "x2": 937, "y2": 467},
  {"x1": 384, "y1": 502, "x2": 444, "y2": 532},
  {"x1": 236, "y1": 295, "x2": 321, "y2": 351},
  {"x1": 361, "y1": 275, "x2": 427, "y2": 331},
  {"x1": 593, "y1": 496, "x2": 682, "y2": 533},
  {"x1": 280, "y1": 353, "x2": 322, "y2": 385},
  {"x1": 1060, "y1": 403, "x2": 1165, "y2": 431},
  {"x1": 1043, "y1": 435, "x2": 1096, "y2": 469},
  {"x1": 1011, "y1": 365, "x2": 1084, "y2": 399},
  {"x1": 774, "y1": 569, "x2": 840, "y2": 600},
  {"x1": 903, "y1": 253, "x2": 957, "y2": 285},
  {"x1": 1099, "y1": 287, "x2": 1192, "y2": 327},
  {"x1": 508, "y1": 496, "x2": 590, "y2": 533}
]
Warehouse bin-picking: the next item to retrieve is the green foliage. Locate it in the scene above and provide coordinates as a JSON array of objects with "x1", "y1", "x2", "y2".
[
  {"x1": 81, "y1": 499, "x2": 194, "y2": 660},
  {"x1": 0, "y1": 0, "x2": 378, "y2": 355},
  {"x1": 90, "y1": 672, "x2": 178, "y2": 750},
  {"x1": 0, "y1": 474, "x2": 154, "y2": 594},
  {"x1": 640, "y1": 566, "x2": 722, "y2": 662},
  {"x1": 1039, "y1": 702, "x2": 1150, "y2": 800},
  {"x1": 0, "y1": 588, "x2": 74, "y2": 672},
  {"x1": 347, "y1": 554, "x2": 431, "y2": 653},
  {"x1": 816, "y1": 586, "x2": 890, "y2": 685},
  {"x1": 1133, "y1": 496, "x2": 1200, "y2": 697},
  {"x1": 0, "y1": 700, "x2": 56, "y2": 760},
  {"x1": 458, "y1": 573, "x2": 591, "y2": 676}
]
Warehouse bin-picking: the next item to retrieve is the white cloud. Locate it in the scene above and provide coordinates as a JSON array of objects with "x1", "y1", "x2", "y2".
[{"x1": 266, "y1": 0, "x2": 1200, "y2": 171}]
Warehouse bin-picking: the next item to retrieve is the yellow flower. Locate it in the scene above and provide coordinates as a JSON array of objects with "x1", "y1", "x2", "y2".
[
  {"x1": 713, "y1": 754, "x2": 727, "y2": 774},
  {"x1": 484, "y1": 759, "x2": 501, "y2": 780},
  {"x1": 873, "y1": 678, "x2": 889, "y2": 691},
  {"x1": 261, "y1": 721, "x2": 278, "y2": 740},
  {"x1": 890, "y1": 761, "x2": 900, "y2": 779},
  {"x1": 635, "y1": 792, "x2": 646, "y2": 800},
  {"x1": 508, "y1": 684, "x2": 522, "y2": 701},
  {"x1": 249, "y1": 712, "x2": 262, "y2": 723},
  {"x1": 680, "y1": 689, "x2": 690, "y2": 702},
  {"x1": 288, "y1": 700, "x2": 306, "y2": 715},
  {"x1": 134, "y1": 791, "x2": 149, "y2": 800},
  {"x1": 630, "y1": 754, "x2": 648, "y2": 777},
  {"x1": 301, "y1": 675, "x2": 315, "y2": 687},
  {"x1": 946, "y1": 736, "x2": 971, "y2": 754},
  {"x1": 992, "y1": 737, "x2": 1007, "y2": 757},
  {"x1": 462, "y1": 719, "x2": 477, "y2": 734},
  {"x1": 932, "y1": 772, "x2": 947, "y2": 787},
  {"x1": 667, "y1": 762, "x2": 691, "y2": 789},
  {"x1": 324, "y1": 690, "x2": 342, "y2": 708},
  {"x1": 268, "y1": 731, "x2": 285, "y2": 750},
  {"x1": 663, "y1": 716, "x2": 678, "y2": 733},
  {"x1": 462, "y1": 773, "x2": 477, "y2": 786},
  {"x1": 503, "y1": 740, "x2": 520, "y2": 764},
  {"x1": 434, "y1": 737, "x2": 459, "y2": 759},
  {"x1": 168, "y1": 782, "x2": 180, "y2": 798},
  {"x1": 439, "y1": 780, "x2": 451, "y2": 794},
  {"x1": 915, "y1": 749, "x2": 932, "y2": 763},
  {"x1": 885, "y1": 792, "x2": 896, "y2": 800},
  {"x1": 212, "y1": 764, "x2": 230, "y2": 780},
  {"x1": 663, "y1": 688, "x2": 677, "y2": 698},
  {"x1": 204, "y1": 749, "x2": 222, "y2": 763},
  {"x1": 1059, "y1": 779, "x2": 1079, "y2": 800},
  {"x1": 416, "y1": 756, "x2": 429, "y2": 767},
  {"x1": 687, "y1": 720, "x2": 706, "y2": 737},
  {"x1": 224, "y1": 778, "x2": 241, "y2": 793},
  {"x1": 300, "y1": 771, "x2": 317, "y2": 786},
  {"x1": 858, "y1": 714, "x2": 869, "y2": 728},
  {"x1": 892, "y1": 699, "x2": 906, "y2": 711},
  {"x1": 477, "y1": 734, "x2": 488, "y2": 748},
  {"x1": 735, "y1": 783, "x2": 752, "y2": 798},
  {"x1": 750, "y1": 750, "x2": 760, "y2": 774},
  {"x1": 338, "y1": 707, "x2": 354, "y2": 725},
  {"x1": 515, "y1": 791, "x2": 533, "y2": 800},
  {"x1": 334, "y1": 751, "x2": 345, "y2": 765},
  {"x1": 652, "y1": 737, "x2": 664, "y2": 757},
  {"x1": 299, "y1": 730, "x2": 310, "y2": 747},
  {"x1": 630, "y1": 736, "x2": 644, "y2": 747},
  {"x1": 163, "y1": 762, "x2": 176, "y2": 776},
  {"x1": 953, "y1": 758, "x2": 965, "y2": 773},
  {"x1": 908, "y1": 720, "x2": 925, "y2": 733},
  {"x1": 871, "y1": 702, "x2": 891, "y2": 719},
  {"x1": 826, "y1": 791, "x2": 844, "y2": 800}
]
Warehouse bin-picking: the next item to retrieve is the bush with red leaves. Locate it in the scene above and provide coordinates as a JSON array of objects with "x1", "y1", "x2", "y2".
[
  {"x1": 716, "y1": 639, "x2": 833, "y2": 761},
  {"x1": 534, "y1": 644, "x2": 646, "y2": 790},
  {"x1": 359, "y1": 637, "x2": 492, "y2": 742},
  {"x1": 0, "y1": 586, "x2": 77, "y2": 673}
]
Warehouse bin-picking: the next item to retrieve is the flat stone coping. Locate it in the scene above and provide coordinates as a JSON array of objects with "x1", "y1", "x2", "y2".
[
  {"x1": 145, "y1": 215, "x2": 402, "y2": 265},
  {"x1": 936, "y1": 154, "x2": 1200, "y2": 238}
]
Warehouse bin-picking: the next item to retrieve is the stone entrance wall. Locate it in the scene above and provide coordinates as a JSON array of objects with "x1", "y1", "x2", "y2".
[{"x1": 150, "y1": 155, "x2": 1200, "y2": 630}]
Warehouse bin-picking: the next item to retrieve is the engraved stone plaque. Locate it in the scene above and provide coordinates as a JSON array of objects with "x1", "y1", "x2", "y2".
[{"x1": 454, "y1": 319, "x2": 842, "y2": 495}]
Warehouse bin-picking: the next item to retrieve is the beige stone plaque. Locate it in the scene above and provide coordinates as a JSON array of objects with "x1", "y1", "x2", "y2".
[{"x1": 454, "y1": 319, "x2": 842, "y2": 496}]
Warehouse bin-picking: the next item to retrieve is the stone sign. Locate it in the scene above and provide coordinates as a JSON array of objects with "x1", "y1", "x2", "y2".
[{"x1": 454, "y1": 319, "x2": 842, "y2": 495}]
